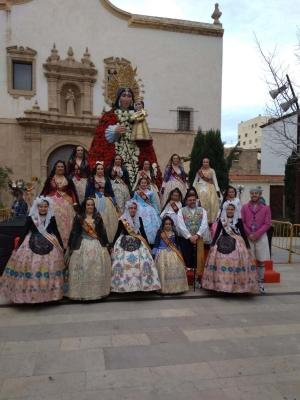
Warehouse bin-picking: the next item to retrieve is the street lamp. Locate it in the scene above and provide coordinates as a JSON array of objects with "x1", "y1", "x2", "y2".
[{"x1": 269, "y1": 74, "x2": 300, "y2": 222}]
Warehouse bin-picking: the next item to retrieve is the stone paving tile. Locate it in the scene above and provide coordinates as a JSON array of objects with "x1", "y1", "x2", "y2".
[
  {"x1": 274, "y1": 294, "x2": 300, "y2": 304},
  {"x1": 2, "y1": 339, "x2": 61, "y2": 354},
  {"x1": 60, "y1": 338, "x2": 81, "y2": 351},
  {"x1": 223, "y1": 383, "x2": 284, "y2": 400},
  {"x1": 80, "y1": 335, "x2": 112, "y2": 349},
  {"x1": 183, "y1": 328, "x2": 225, "y2": 342},
  {"x1": 160, "y1": 308, "x2": 197, "y2": 318},
  {"x1": 0, "y1": 307, "x2": 36, "y2": 317},
  {"x1": 0, "y1": 352, "x2": 38, "y2": 378},
  {"x1": 157, "y1": 388, "x2": 228, "y2": 400},
  {"x1": 158, "y1": 342, "x2": 207, "y2": 365},
  {"x1": 104, "y1": 344, "x2": 169, "y2": 370},
  {"x1": 139, "y1": 316, "x2": 193, "y2": 329},
  {"x1": 209, "y1": 354, "x2": 300, "y2": 378},
  {"x1": 195, "y1": 339, "x2": 244, "y2": 362},
  {"x1": 273, "y1": 380, "x2": 300, "y2": 400},
  {"x1": 35, "y1": 304, "x2": 85, "y2": 316},
  {"x1": 33, "y1": 348, "x2": 105, "y2": 375},
  {"x1": 9, "y1": 316, "x2": 54, "y2": 326},
  {"x1": 147, "y1": 330, "x2": 188, "y2": 344},
  {"x1": 86, "y1": 367, "x2": 153, "y2": 390},
  {"x1": 111, "y1": 333, "x2": 150, "y2": 347},
  {"x1": 0, "y1": 372, "x2": 86, "y2": 399},
  {"x1": 219, "y1": 326, "x2": 270, "y2": 339},
  {"x1": 150, "y1": 362, "x2": 218, "y2": 381}
]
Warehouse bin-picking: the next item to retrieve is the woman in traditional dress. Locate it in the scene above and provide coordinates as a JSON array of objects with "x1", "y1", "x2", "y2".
[
  {"x1": 66, "y1": 145, "x2": 90, "y2": 204},
  {"x1": 0, "y1": 196, "x2": 64, "y2": 303},
  {"x1": 133, "y1": 177, "x2": 161, "y2": 245},
  {"x1": 193, "y1": 157, "x2": 221, "y2": 224},
  {"x1": 160, "y1": 188, "x2": 183, "y2": 233},
  {"x1": 202, "y1": 202, "x2": 259, "y2": 293},
  {"x1": 133, "y1": 158, "x2": 161, "y2": 211},
  {"x1": 85, "y1": 161, "x2": 119, "y2": 243},
  {"x1": 106, "y1": 155, "x2": 131, "y2": 214},
  {"x1": 67, "y1": 198, "x2": 111, "y2": 300},
  {"x1": 41, "y1": 160, "x2": 79, "y2": 249},
  {"x1": 87, "y1": 64, "x2": 162, "y2": 190},
  {"x1": 161, "y1": 154, "x2": 188, "y2": 208},
  {"x1": 153, "y1": 216, "x2": 188, "y2": 294},
  {"x1": 111, "y1": 200, "x2": 161, "y2": 293}
]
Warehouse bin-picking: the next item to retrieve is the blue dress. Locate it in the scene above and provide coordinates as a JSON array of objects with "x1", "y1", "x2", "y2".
[{"x1": 133, "y1": 189, "x2": 161, "y2": 244}]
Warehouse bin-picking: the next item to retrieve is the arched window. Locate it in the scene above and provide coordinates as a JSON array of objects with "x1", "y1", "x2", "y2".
[{"x1": 47, "y1": 145, "x2": 85, "y2": 175}]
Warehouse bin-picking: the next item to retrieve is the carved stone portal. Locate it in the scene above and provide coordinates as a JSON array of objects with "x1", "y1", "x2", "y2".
[{"x1": 43, "y1": 44, "x2": 98, "y2": 116}]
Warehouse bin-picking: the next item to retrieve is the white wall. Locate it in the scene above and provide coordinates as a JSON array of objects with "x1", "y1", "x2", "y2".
[
  {"x1": 0, "y1": 0, "x2": 223, "y2": 131},
  {"x1": 261, "y1": 113, "x2": 297, "y2": 175}
]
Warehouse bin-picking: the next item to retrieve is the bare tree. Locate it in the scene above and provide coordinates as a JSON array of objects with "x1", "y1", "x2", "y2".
[{"x1": 254, "y1": 31, "x2": 300, "y2": 161}]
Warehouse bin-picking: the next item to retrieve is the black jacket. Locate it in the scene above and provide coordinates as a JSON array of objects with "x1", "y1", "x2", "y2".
[
  {"x1": 211, "y1": 218, "x2": 250, "y2": 249},
  {"x1": 112, "y1": 218, "x2": 148, "y2": 246},
  {"x1": 18, "y1": 216, "x2": 63, "y2": 249}
]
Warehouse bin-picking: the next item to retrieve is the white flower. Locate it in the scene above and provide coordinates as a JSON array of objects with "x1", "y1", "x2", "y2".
[
  {"x1": 152, "y1": 163, "x2": 157, "y2": 168},
  {"x1": 12, "y1": 183, "x2": 16, "y2": 188}
]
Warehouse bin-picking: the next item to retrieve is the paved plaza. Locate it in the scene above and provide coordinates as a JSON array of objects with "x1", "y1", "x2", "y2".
[{"x1": 0, "y1": 247, "x2": 299, "y2": 399}]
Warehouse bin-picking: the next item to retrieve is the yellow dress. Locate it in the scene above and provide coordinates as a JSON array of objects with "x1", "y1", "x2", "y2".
[{"x1": 130, "y1": 109, "x2": 153, "y2": 141}]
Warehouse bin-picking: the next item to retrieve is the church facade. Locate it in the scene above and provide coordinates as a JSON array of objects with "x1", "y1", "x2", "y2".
[{"x1": 0, "y1": 0, "x2": 224, "y2": 205}]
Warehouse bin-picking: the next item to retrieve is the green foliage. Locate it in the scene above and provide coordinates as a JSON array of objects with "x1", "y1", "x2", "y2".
[
  {"x1": 284, "y1": 151, "x2": 296, "y2": 222},
  {"x1": 225, "y1": 142, "x2": 240, "y2": 171},
  {"x1": 0, "y1": 165, "x2": 13, "y2": 190},
  {"x1": 188, "y1": 128, "x2": 230, "y2": 191}
]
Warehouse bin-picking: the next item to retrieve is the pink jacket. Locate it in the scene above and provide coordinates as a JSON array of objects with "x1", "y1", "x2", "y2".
[{"x1": 241, "y1": 201, "x2": 271, "y2": 239}]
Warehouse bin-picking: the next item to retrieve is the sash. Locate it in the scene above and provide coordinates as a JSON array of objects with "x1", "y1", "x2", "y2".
[
  {"x1": 171, "y1": 168, "x2": 185, "y2": 186},
  {"x1": 198, "y1": 169, "x2": 214, "y2": 185},
  {"x1": 139, "y1": 171, "x2": 151, "y2": 184},
  {"x1": 169, "y1": 201, "x2": 179, "y2": 214},
  {"x1": 136, "y1": 190, "x2": 153, "y2": 207},
  {"x1": 56, "y1": 189, "x2": 74, "y2": 206},
  {"x1": 160, "y1": 231, "x2": 186, "y2": 266},
  {"x1": 220, "y1": 218, "x2": 246, "y2": 246},
  {"x1": 121, "y1": 219, "x2": 151, "y2": 252},
  {"x1": 111, "y1": 169, "x2": 128, "y2": 187},
  {"x1": 44, "y1": 233, "x2": 64, "y2": 258},
  {"x1": 81, "y1": 219, "x2": 99, "y2": 240},
  {"x1": 94, "y1": 182, "x2": 120, "y2": 216}
]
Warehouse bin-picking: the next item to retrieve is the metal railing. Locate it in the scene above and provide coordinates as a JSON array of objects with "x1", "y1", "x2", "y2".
[
  {"x1": 0, "y1": 208, "x2": 9, "y2": 222},
  {"x1": 271, "y1": 220, "x2": 300, "y2": 263}
]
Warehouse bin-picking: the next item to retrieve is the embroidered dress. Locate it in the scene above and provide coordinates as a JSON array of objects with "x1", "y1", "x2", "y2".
[
  {"x1": 67, "y1": 160, "x2": 90, "y2": 204},
  {"x1": 161, "y1": 166, "x2": 188, "y2": 208},
  {"x1": 193, "y1": 168, "x2": 220, "y2": 224},
  {"x1": 133, "y1": 170, "x2": 161, "y2": 212},
  {"x1": 85, "y1": 178, "x2": 118, "y2": 243},
  {"x1": 133, "y1": 189, "x2": 161, "y2": 244},
  {"x1": 106, "y1": 166, "x2": 131, "y2": 214},
  {"x1": 153, "y1": 231, "x2": 188, "y2": 294},
  {"x1": 111, "y1": 219, "x2": 161, "y2": 293},
  {"x1": 0, "y1": 215, "x2": 64, "y2": 304},
  {"x1": 67, "y1": 216, "x2": 111, "y2": 300},
  {"x1": 41, "y1": 178, "x2": 77, "y2": 249},
  {"x1": 202, "y1": 218, "x2": 259, "y2": 293},
  {"x1": 160, "y1": 201, "x2": 182, "y2": 233}
]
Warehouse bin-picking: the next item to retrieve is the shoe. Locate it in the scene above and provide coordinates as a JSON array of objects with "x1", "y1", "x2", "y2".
[
  {"x1": 259, "y1": 284, "x2": 266, "y2": 293},
  {"x1": 195, "y1": 279, "x2": 202, "y2": 289}
]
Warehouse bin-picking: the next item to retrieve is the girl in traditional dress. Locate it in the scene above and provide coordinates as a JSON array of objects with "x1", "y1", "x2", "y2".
[
  {"x1": 202, "y1": 202, "x2": 259, "y2": 293},
  {"x1": 153, "y1": 216, "x2": 188, "y2": 294},
  {"x1": 106, "y1": 154, "x2": 131, "y2": 213},
  {"x1": 41, "y1": 160, "x2": 79, "y2": 249},
  {"x1": 0, "y1": 196, "x2": 64, "y2": 303},
  {"x1": 133, "y1": 158, "x2": 161, "y2": 211},
  {"x1": 133, "y1": 177, "x2": 161, "y2": 244},
  {"x1": 111, "y1": 200, "x2": 161, "y2": 293},
  {"x1": 160, "y1": 188, "x2": 183, "y2": 233},
  {"x1": 161, "y1": 154, "x2": 188, "y2": 208},
  {"x1": 85, "y1": 161, "x2": 119, "y2": 243},
  {"x1": 67, "y1": 198, "x2": 111, "y2": 301},
  {"x1": 66, "y1": 145, "x2": 90, "y2": 204},
  {"x1": 220, "y1": 186, "x2": 242, "y2": 218},
  {"x1": 193, "y1": 157, "x2": 221, "y2": 224}
]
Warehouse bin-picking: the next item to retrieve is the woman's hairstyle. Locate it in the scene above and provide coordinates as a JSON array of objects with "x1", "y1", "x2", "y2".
[
  {"x1": 167, "y1": 153, "x2": 182, "y2": 167},
  {"x1": 184, "y1": 186, "x2": 199, "y2": 204},
  {"x1": 80, "y1": 197, "x2": 98, "y2": 217},
  {"x1": 42, "y1": 160, "x2": 79, "y2": 204},
  {"x1": 137, "y1": 177, "x2": 149, "y2": 188},
  {"x1": 108, "y1": 154, "x2": 123, "y2": 168},
  {"x1": 221, "y1": 185, "x2": 237, "y2": 206},
  {"x1": 162, "y1": 215, "x2": 174, "y2": 227},
  {"x1": 113, "y1": 88, "x2": 135, "y2": 110},
  {"x1": 160, "y1": 188, "x2": 183, "y2": 213},
  {"x1": 67, "y1": 145, "x2": 88, "y2": 163},
  {"x1": 139, "y1": 158, "x2": 155, "y2": 178},
  {"x1": 92, "y1": 162, "x2": 107, "y2": 177}
]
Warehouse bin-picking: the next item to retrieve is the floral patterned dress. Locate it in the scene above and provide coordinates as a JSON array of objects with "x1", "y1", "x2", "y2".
[{"x1": 66, "y1": 160, "x2": 90, "y2": 205}]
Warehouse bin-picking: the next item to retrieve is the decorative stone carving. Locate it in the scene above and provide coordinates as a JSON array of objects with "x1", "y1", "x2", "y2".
[
  {"x1": 102, "y1": 57, "x2": 131, "y2": 106},
  {"x1": 43, "y1": 44, "x2": 97, "y2": 116},
  {"x1": 211, "y1": 3, "x2": 222, "y2": 26},
  {"x1": 0, "y1": 0, "x2": 32, "y2": 11},
  {"x1": 6, "y1": 45, "x2": 37, "y2": 99}
]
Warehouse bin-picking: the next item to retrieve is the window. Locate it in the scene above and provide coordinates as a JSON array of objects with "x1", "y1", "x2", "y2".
[
  {"x1": 255, "y1": 123, "x2": 258, "y2": 127},
  {"x1": 13, "y1": 62, "x2": 32, "y2": 91},
  {"x1": 251, "y1": 124, "x2": 254, "y2": 128},
  {"x1": 249, "y1": 140, "x2": 252, "y2": 144},
  {"x1": 177, "y1": 107, "x2": 193, "y2": 131},
  {"x1": 255, "y1": 131, "x2": 257, "y2": 134},
  {"x1": 255, "y1": 138, "x2": 258, "y2": 143},
  {"x1": 7, "y1": 46, "x2": 37, "y2": 99},
  {"x1": 243, "y1": 141, "x2": 246, "y2": 145},
  {"x1": 245, "y1": 133, "x2": 248, "y2": 137},
  {"x1": 238, "y1": 135, "x2": 241, "y2": 139}
]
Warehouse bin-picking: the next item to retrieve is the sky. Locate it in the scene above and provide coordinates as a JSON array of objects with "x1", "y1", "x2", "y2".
[{"x1": 111, "y1": 0, "x2": 299, "y2": 145}]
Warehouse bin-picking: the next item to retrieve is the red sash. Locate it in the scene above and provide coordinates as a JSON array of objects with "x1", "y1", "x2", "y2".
[
  {"x1": 169, "y1": 201, "x2": 179, "y2": 214},
  {"x1": 81, "y1": 220, "x2": 99, "y2": 240},
  {"x1": 160, "y1": 231, "x2": 186, "y2": 266},
  {"x1": 136, "y1": 190, "x2": 153, "y2": 207},
  {"x1": 121, "y1": 219, "x2": 151, "y2": 252},
  {"x1": 139, "y1": 171, "x2": 151, "y2": 184},
  {"x1": 44, "y1": 233, "x2": 64, "y2": 258},
  {"x1": 52, "y1": 181, "x2": 74, "y2": 206},
  {"x1": 171, "y1": 168, "x2": 185, "y2": 186},
  {"x1": 111, "y1": 169, "x2": 128, "y2": 187},
  {"x1": 198, "y1": 169, "x2": 214, "y2": 185}
]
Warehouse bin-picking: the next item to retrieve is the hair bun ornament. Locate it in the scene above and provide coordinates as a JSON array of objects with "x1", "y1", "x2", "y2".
[{"x1": 96, "y1": 161, "x2": 104, "y2": 166}]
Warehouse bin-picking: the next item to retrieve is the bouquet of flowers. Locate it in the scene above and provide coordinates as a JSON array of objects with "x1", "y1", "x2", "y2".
[{"x1": 8, "y1": 179, "x2": 33, "y2": 198}]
